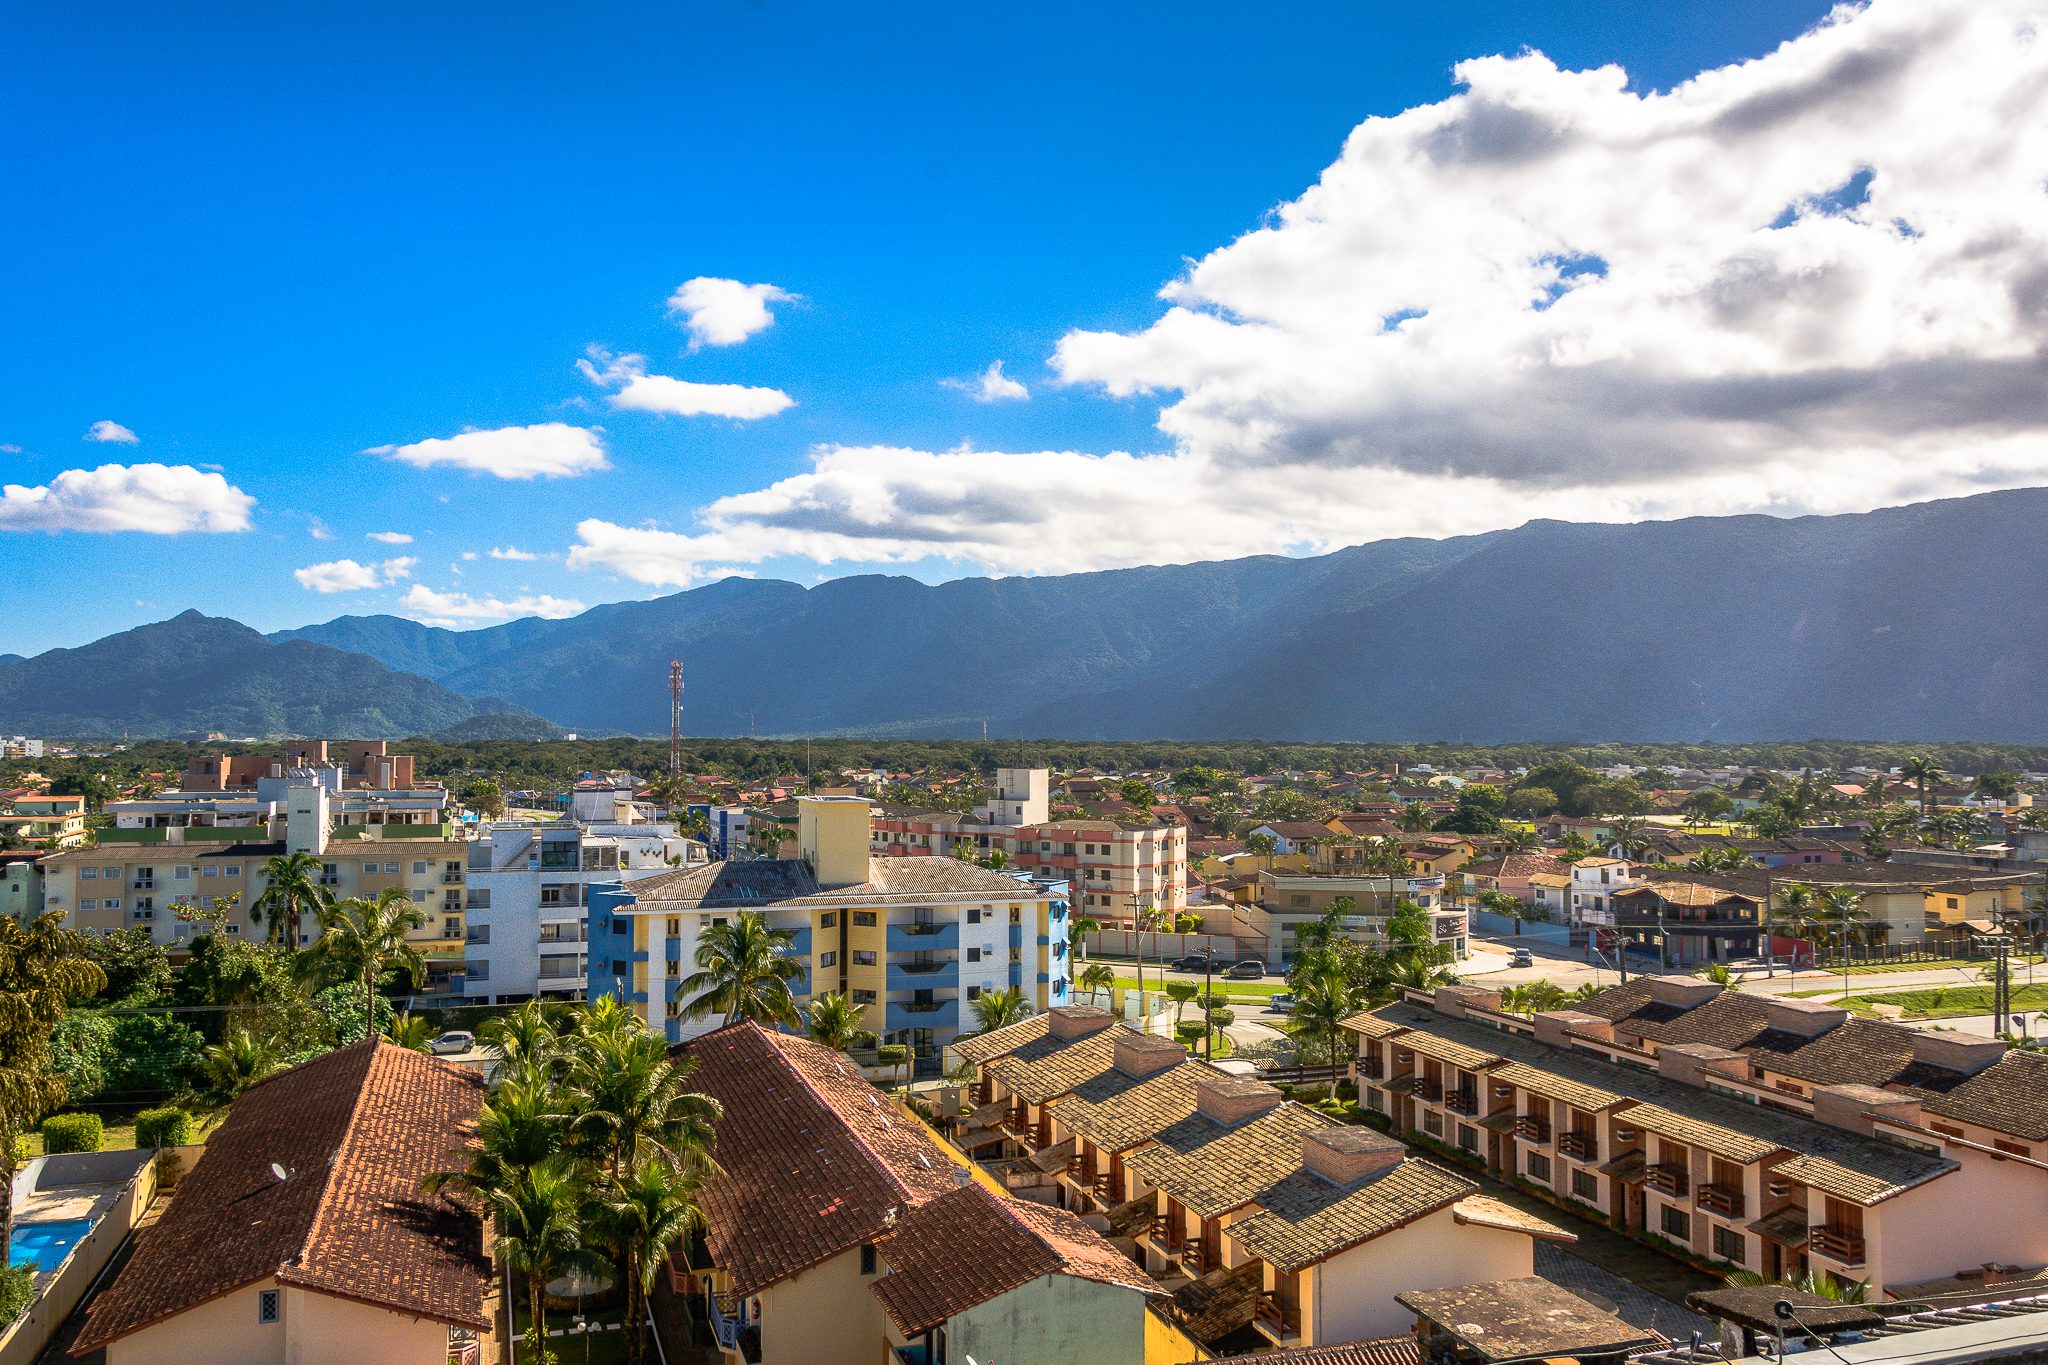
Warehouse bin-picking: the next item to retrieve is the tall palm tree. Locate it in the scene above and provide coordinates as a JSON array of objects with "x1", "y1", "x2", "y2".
[
  {"x1": 1285, "y1": 965, "x2": 1366, "y2": 1095},
  {"x1": 492, "y1": 1156, "x2": 606, "y2": 1358},
  {"x1": 677, "y1": 910, "x2": 803, "y2": 1026},
  {"x1": 595, "y1": 1159, "x2": 707, "y2": 1365},
  {"x1": 296, "y1": 888, "x2": 427, "y2": 1037},
  {"x1": 1078, "y1": 962, "x2": 1115, "y2": 1005},
  {"x1": 1607, "y1": 816, "x2": 1651, "y2": 861},
  {"x1": 1817, "y1": 886, "x2": 1870, "y2": 956},
  {"x1": 249, "y1": 850, "x2": 331, "y2": 946},
  {"x1": 0, "y1": 911, "x2": 107, "y2": 1250},
  {"x1": 1069, "y1": 914, "x2": 1101, "y2": 961},
  {"x1": 1901, "y1": 753, "x2": 1942, "y2": 822},
  {"x1": 969, "y1": 986, "x2": 1032, "y2": 1034},
  {"x1": 568, "y1": 1028, "x2": 722, "y2": 1181},
  {"x1": 1774, "y1": 882, "x2": 1818, "y2": 967},
  {"x1": 422, "y1": 1077, "x2": 567, "y2": 1206},
  {"x1": 805, "y1": 991, "x2": 867, "y2": 1051},
  {"x1": 480, "y1": 999, "x2": 574, "y2": 1087}
]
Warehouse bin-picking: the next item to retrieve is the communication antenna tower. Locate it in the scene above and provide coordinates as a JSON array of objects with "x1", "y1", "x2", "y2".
[{"x1": 668, "y1": 660, "x2": 684, "y2": 781}]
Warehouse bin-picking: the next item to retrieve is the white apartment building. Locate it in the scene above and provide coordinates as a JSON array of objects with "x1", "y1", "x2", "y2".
[
  {"x1": 1567, "y1": 857, "x2": 1637, "y2": 933},
  {"x1": 463, "y1": 782, "x2": 705, "y2": 1003}
]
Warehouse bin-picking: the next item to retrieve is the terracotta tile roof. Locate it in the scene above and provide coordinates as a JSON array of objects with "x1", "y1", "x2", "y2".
[
  {"x1": 1622, "y1": 1103, "x2": 1780, "y2": 1164},
  {"x1": 1124, "y1": 1103, "x2": 1335, "y2": 1219},
  {"x1": 74, "y1": 1042, "x2": 488, "y2": 1354},
  {"x1": 1224, "y1": 1158, "x2": 1475, "y2": 1271},
  {"x1": 1049, "y1": 1059, "x2": 1210, "y2": 1153},
  {"x1": 1393, "y1": 1031, "x2": 1501, "y2": 1073},
  {"x1": 677, "y1": 1023, "x2": 962, "y2": 1297},
  {"x1": 1249, "y1": 1337, "x2": 1421, "y2": 1365},
  {"x1": 869, "y1": 1182, "x2": 1161, "y2": 1335},
  {"x1": 1620, "y1": 993, "x2": 1777, "y2": 1050},
  {"x1": 1909, "y1": 1049, "x2": 2048, "y2": 1140},
  {"x1": 1340, "y1": 1011, "x2": 1410, "y2": 1041},
  {"x1": 1166, "y1": 1260, "x2": 1262, "y2": 1342},
  {"x1": 985, "y1": 1028, "x2": 1123, "y2": 1104},
  {"x1": 950, "y1": 1013, "x2": 1050, "y2": 1065},
  {"x1": 1491, "y1": 1062, "x2": 1623, "y2": 1114}
]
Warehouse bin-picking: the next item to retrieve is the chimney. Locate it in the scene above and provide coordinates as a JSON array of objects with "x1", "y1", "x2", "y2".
[
  {"x1": 1656, "y1": 1043, "x2": 1747, "y2": 1090},
  {"x1": 1113, "y1": 1033, "x2": 1185, "y2": 1080},
  {"x1": 1908, "y1": 1031, "x2": 2007, "y2": 1076},
  {"x1": 1812, "y1": 1084, "x2": 1924, "y2": 1136},
  {"x1": 1534, "y1": 1010, "x2": 1612, "y2": 1048},
  {"x1": 1193, "y1": 1075, "x2": 1283, "y2": 1126},
  {"x1": 1646, "y1": 976, "x2": 1722, "y2": 1010},
  {"x1": 1047, "y1": 1004, "x2": 1117, "y2": 1042},
  {"x1": 1302, "y1": 1126, "x2": 1406, "y2": 1186},
  {"x1": 1434, "y1": 985, "x2": 1502, "y2": 1019},
  {"x1": 1762, "y1": 998, "x2": 1848, "y2": 1038}
]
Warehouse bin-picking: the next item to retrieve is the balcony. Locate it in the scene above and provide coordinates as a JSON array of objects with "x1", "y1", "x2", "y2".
[
  {"x1": 1810, "y1": 1225, "x2": 1866, "y2": 1265},
  {"x1": 1558, "y1": 1132, "x2": 1598, "y2": 1161},
  {"x1": 886, "y1": 998, "x2": 960, "y2": 1031},
  {"x1": 1515, "y1": 1115, "x2": 1552, "y2": 1143},
  {"x1": 887, "y1": 921, "x2": 960, "y2": 952},
  {"x1": 1254, "y1": 1293, "x2": 1303, "y2": 1343},
  {"x1": 1697, "y1": 1183, "x2": 1746, "y2": 1218},
  {"x1": 886, "y1": 960, "x2": 960, "y2": 991},
  {"x1": 708, "y1": 1290, "x2": 753, "y2": 1351},
  {"x1": 1446, "y1": 1091, "x2": 1480, "y2": 1116},
  {"x1": 1358, "y1": 1056, "x2": 1385, "y2": 1080},
  {"x1": 1412, "y1": 1077, "x2": 1443, "y2": 1101},
  {"x1": 1646, "y1": 1164, "x2": 1691, "y2": 1197}
]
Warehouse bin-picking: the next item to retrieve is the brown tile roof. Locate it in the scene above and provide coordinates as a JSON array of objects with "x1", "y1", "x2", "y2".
[
  {"x1": 1249, "y1": 1337, "x2": 1421, "y2": 1365},
  {"x1": 1394, "y1": 1031, "x2": 1501, "y2": 1073},
  {"x1": 1619, "y1": 993, "x2": 1778, "y2": 1050},
  {"x1": 1909, "y1": 1049, "x2": 2048, "y2": 1140},
  {"x1": 985, "y1": 1028, "x2": 1123, "y2": 1104},
  {"x1": 677, "y1": 1023, "x2": 962, "y2": 1297},
  {"x1": 1491, "y1": 1062, "x2": 1623, "y2": 1114},
  {"x1": 74, "y1": 1042, "x2": 488, "y2": 1354},
  {"x1": 1124, "y1": 1103, "x2": 1336, "y2": 1219},
  {"x1": 1049, "y1": 1059, "x2": 1210, "y2": 1153},
  {"x1": 1398, "y1": 1278, "x2": 1660, "y2": 1362},
  {"x1": 1341, "y1": 1011, "x2": 1410, "y2": 1041},
  {"x1": 1622, "y1": 1103, "x2": 1780, "y2": 1164},
  {"x1": 1224, "y1": 1158, "x2": 1476, "y2": 1271},
  {"x1": 950, "y1": 1013, "x2": 1050, "y2": 1065},
  {"x1": 1165, "y1": 1260, "x2": 1262, "y2": 1343},
  {"x1": 869, "y1": 1183, "x2": 1161, "y2": 1335}
]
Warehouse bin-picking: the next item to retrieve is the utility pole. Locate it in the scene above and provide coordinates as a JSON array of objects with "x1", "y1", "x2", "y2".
[
  {"x1": 667, "y1": 660, "x2": 684, "y2": 783},
  {"x1": 1990, "y1": 934, "x2": 2013, "y2": 1036}
]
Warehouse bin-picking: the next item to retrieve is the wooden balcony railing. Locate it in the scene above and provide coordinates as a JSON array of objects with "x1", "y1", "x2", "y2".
[
  {"x1": 1446, "y1": 1092, "x2": 1480, "y2": 1116},
  {"x1": 1558, "y1": 1132, "x2": 1598, "y2": 1160},
  {"x1": 1359, "y1": 1056, "x2": 1386, "y2": 1079},
  {"x1": 1697, "y1": 1183, "x2": 1745, "y2": 1218},
  {"x1": 1515, "y1": 1115, "x2": 1552, "y2": 1143},
  {"x1": 1256, "y1": 1292, "x2": 1302, "y2": 1338},
  {"x1": 1412, "y1": 1077, "x2": 1443, "y2": 1101},
  {"x1": 1810, "y1": 1225, "x2": 1866, "y2": 1265},
  {"x1": 1646, "y1": 1164, "x2": 1690, "y2": 1197}
]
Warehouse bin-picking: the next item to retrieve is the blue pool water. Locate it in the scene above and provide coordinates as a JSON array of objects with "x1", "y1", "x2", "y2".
[{"x1": 8, "y1": 1218, "x2": 94, "y2": 1272}]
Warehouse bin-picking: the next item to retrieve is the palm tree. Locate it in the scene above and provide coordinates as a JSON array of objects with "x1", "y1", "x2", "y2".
[
  {"x1": 568, "y1": 1028, "x2": 721, "y2": 1181},
  {"x1": 0, "y1": 910, "x2": 107, "y2": 1250},
  {"x1": 1069, "y1": 914, "x2": 1101, "y2": 960},
  {"x1": 969, "y1": 986, "x2": 1033, "y2": 1034},
  {"x1": 297, "y1": 888, "x2": 427, "y2": 1037},
  {"x1": 1399, "y1": 803, "x2": 1434, "y2": 833},
  {"x1": 1901, "y1": 753, "x2": 1942, "y2": 822},
  {"x1": 195, "y1": 1028, "x2": 282, "y2": 1113},
  {"x1": 1285, "y1": 966, "x2": 1366, "y2": 1095},
  {"x1": 805, "y1": 991, "x2": 867, "y2": 1051},
  {"x1": 386, "y1": 1011, "x2": 435, "y2": 1053},
  {"x1": 1817, "y1": 886, "x2": 1869, "y2": 958},
  {"x1": 1607, "y1": 816, "x2": 1651, "y2": 861},
  {"x1": 595, "y1": 1158, "x2": 707, "y2": 1365},
  {"x1": 1079, "y1": 962, "x2": 1115, "y2": 1006},
  {"x1": 677, "y1": 911, "x2": 803, "y2": 1026},
  {"x1": 481, "y1": 999, "x2": 575, "y2": 1087},
  {"x1": 249, "y1": 850, "x2": 331, "y2": 946},
  {"x1": 1774, "y1": 882, "x2": 1818, "y2": 968},
  {"x1": 493, "y1": 1156, "x2": 606, "y2": 1358},
  {"x1": 1723, "y1": 1268, "x2": 1868, "y2": 1304}
]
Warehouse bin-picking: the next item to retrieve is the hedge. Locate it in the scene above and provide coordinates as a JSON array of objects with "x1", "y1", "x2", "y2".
[
  {"x1": 135, "y1": 1107, "x2": 195, "y2": 1149},
  {"x1": 40, "y1": 1112, "x2": 103, "y2": 1153}
]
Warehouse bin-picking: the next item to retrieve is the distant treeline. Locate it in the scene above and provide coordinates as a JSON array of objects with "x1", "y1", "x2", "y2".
[{"x1": 19, "y1": 736, "x2": 2048, "y2": 793}]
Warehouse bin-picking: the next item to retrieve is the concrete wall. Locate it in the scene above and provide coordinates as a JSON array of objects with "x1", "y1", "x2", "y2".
[
  {"x1": 1310, "y1": 1207, "x2": 1534, "y2": 1344},
  {"x1": 952, "y1": 1274, "x2": 1148, "y2": 1365},
  {"x1": 0, "y1": 1148, "x2": 159, "y2": 1365},
  {"x1": 756, "y1": 1245, "x2": 893, "y2": 1365},
  {"x1": 106, "y1": 1280, "x2": 284, "y2": 1365},
  {"x1": 1870, "y1": 1153, "x2": 2048, "y2": 1293},
  {"x1": 284, "y1": 1286, "x2": 449, "y2": 1365}
]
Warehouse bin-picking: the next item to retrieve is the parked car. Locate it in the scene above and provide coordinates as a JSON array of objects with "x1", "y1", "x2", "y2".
[
  {"x1": 1509, "y1": 948, "x2": 1534, "y2": 968},
  {"x1": 1226, "y1": 960, "x2": 1266, "y2": 980},
  {"x1": 1170, "y1": 954, "x2": 1219, "y2": 973},
  {"x1": 429, "y1": 1030, "x2": 476, "y2": 1056},
  {"x1": 1265, "y1": 994, "x2": 1296, "y2": 1013}
]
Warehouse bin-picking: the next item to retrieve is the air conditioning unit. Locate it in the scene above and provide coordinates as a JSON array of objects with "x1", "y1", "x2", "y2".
[
  {"x1": 1768, "y1": 1180, "x2": 1792, "y2": 1197},
  {"x1": 1494, "y1": 1085, "x2": 1515, "y2": 1099},
  {"x1": 1615, "y1": 1126, "x2": 1637, "y2": 1142}
]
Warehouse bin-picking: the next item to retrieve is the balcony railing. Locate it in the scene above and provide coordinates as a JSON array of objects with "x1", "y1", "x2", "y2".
[
  {"x1": 1446, "y1": 1091, "x2": 1480, "y2": 1116},
  {"x1": 1697, "y1": 1183, "x2": 1745, "y2": 1218},
  {"x1": 1515, "y1": 1115, "x2": 1552, "y2": 1143},
  {"x1": 1558, "y1": 1132, "x2": 1598, "y2": 1161},
  {"x1": 1412, "y1": 1078, "x2": 1443, "y2": 1101},
  {"x1": 1810, "y1": 1226, "x2": 1866, "y2": 1265},
  {"x1": 1255, "y1": 1292, "x2": 1302, "y2": 1340},
  {"x1": 708, "y1": 1290, "x2": 751, "y2": 1351},
  {"x1": 1358, "y1": 1056, "x2": 1385, "y2": 1080},
  {"x1": 1646, "y1": 1164, "x2": 1690, "y2": 1197}
]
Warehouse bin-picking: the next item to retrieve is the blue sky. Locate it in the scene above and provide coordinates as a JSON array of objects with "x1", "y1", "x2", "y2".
[{"x1": 15, "y1": 0, "x2": 2043, "y2": 655}]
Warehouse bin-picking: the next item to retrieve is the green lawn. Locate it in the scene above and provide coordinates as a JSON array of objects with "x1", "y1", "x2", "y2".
[
  {"x1": 1818, "y1": 955, "x2": 2041, "y2": 977},
  {"x1": 23, "y1": 1123, "x2": 137, "y2": 1158},
  {"x1": 511, "y1": 1307, "x2": 635, "y2": 1365},
  {"x1": 1829, "y1": 981, "x2": 2048, "y2": 1019}
]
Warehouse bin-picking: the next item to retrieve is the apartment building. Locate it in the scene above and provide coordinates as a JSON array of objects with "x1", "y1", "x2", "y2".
[
  {"x1": 1, "y1": 850, "x2": 43, "y2": 919},
  {"x1": 870, "y1": 768, "x2": 1187, "y2": 922},
  {"x1": 181, "y1": 739, "x2": 416, "y2": 791},
  {"x1": 948, "y1": 1006, "x2": 1570, "y2": 1352},
  {"x1": 1345, "y1": 983, "x2": 2048, "y2": 1297},
  {"x1": 42, "y1": 782, "x2": 466, "y2": 986},
  {"x1": 669, "y1": 1021, "x2": 1177, "y2": 1365},
  {"x1": 1250, "y1": 869, "x2": 1468, "y2": 965},
  {"x1": 463, "y1": 784, "x2": 703, "y2": 1003},
  {"x1": 591, "y1": 795, "x2": 1068, "y2": 1063},
  {"x1": 0, "y1": 792, "x2": 87, "y2": 849}
]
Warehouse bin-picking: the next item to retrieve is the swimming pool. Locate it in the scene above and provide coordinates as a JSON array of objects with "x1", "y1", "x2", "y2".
[{"x1": 9, "y1": 1217, "x2": 94, "y2": 1273}]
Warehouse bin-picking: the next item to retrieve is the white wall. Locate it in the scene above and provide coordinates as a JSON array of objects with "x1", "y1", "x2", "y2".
[
  {"x1": 106, "y1": 1281, "x2": 284, "y2": 1365},
  {"x1": 1310, "y1": 1207, "x2": 1534, "y2": 1344},
  {"x1": 285, "y1": 1286, "x2": 449, "y2": 1365}
]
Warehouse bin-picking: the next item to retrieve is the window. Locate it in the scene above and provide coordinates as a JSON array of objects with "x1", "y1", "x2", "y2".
[
  {"x1": 1714, "y1": 1226, "x2": 1746, "y2": 1262},
  {"x1": 820, "y1": 951, "x2": 838, "y2": 968},
  {"x1": 225, "y1": 865, "x2": 241, "y2": 877},
  {"x1": 384, "y1": 861, "x2": 400, "y2": 874},
  {"x1": 854, "y1": 911, "x2": 878, "y2": 927},
  {"x1": 173, "y1": 866, "x2": 190, "y2": 880},
  {"x1": 79, "y1": 899, "x2": 97, "y2": 912},
  {"x1": 820, "y1": 912, "x2": 837, "y2": 928},
  {"x1": 853, "y1": 989, "x2": 877, "y2": 1005},
  {"x1": 860, "y1": 1245, "x2": 878, "y2": 1275},
  {"x1": 1994, "y1": 1139, "x2": 2032, "y2": 1157},
  {"x1": 854, "y1": 950, "x2": 876, "y2": 966},
  {"x1": 966, "y1": 984, "x2": 982, "y2": 1000},
  {"x1": 1660, "y1": 1205, "x2": 1692, "y2": 1241},
  {"x1": 364, "y1": 862, "x2": 380, "y2": 873},
  {"x1": 259, "y1": 1290, "x2": 280, "y2": 1323},
  {"x1": 409, "y1": 889, "x2": 428, "y2": 902},
  {"x1": 467, "y1": 961, "x2": 490, "y2": 982},
  {"x1": 202, "y1": 865, "x2": 217, "y2": 877},
  {"x1": 666, "y1": 917, "x2": 682, "y2": 936},
  {"x1": 1365, "y1": 1087, "x2": 1385, "y2": 1113},
  {"x1": 467, "y1": 925, "x2": 491, "y2": 944},
  {"x1": 1571, "y1": 1170, "x2": 1598, "y2": 1202},
  {"x1": 413, "y1": 861, "x2": 428, "y2": 875},
  {"x1": 968, "y1": 908, "x2": 982, "y2": 924},
  {"x1": 80, "y1": 867, "x2": 97, "y2": 880},
  {"x1": 1458, "y1": 1125, "x2": 1479, "y2": 1153},
  {"x1": 966, "y1": 947, "x2": 982, "y2": 963},
  {"x1": 103, "y1": 897, "x2": 120, "y2": 911},
  {"x1": 1423, "y1": 1110, "x2": 1444, "y2": 1136}
]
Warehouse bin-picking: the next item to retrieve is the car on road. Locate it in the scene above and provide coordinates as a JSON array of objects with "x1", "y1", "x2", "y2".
[
  {"x1": 1508, "y1": 948, "x2": 1534, "y2": 968},
  {"x1": 1226, "y1": 960, "x2": 1266, "y2": 980},
  {"x1": 1265, "y1": 994, "x2": 1296, "y2": 1013},
  {"x1": 429, "y1": 1030, "x2": 476, "y2": 1056},
  {"x1": 1170, "y1": 955, "x2": 1219, "y2": 973}
]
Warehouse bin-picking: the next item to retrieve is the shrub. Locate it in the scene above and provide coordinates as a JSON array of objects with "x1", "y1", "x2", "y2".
[
  {"x1": 0, "y1": 1265, "x2": 33, "y2": 1327},
  {"x1": 40, "y1": 1112, "x2": 103, "y2": 1153},
  {"x1": 135, "y1": 1106, "x2": 195, "y2": 1149}
]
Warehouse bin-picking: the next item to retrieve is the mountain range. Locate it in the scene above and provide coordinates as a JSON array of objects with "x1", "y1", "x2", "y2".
[{"x1": 11, "y1": 488, "x2": 2048, "y2": 741}]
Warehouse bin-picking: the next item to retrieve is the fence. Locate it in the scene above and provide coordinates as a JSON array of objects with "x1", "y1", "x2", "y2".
[{"x1": 1468, "y1": 911, "x2": 1573, "y2": 947}]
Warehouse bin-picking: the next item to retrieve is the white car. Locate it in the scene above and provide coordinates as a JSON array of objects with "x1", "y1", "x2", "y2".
[{"x1": 429, "y1": 1030, "x2": 476, "y2": 1056}]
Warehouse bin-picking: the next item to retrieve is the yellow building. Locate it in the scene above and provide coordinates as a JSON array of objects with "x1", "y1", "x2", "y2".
[{"x1": 591, "y1": 795, "x2": 1068, "y2": 1071}]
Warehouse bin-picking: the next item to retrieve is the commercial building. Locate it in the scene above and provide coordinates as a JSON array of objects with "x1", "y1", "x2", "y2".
[{"x1": 591, "y1": 795, "x2": 1069, "y2": 1063}]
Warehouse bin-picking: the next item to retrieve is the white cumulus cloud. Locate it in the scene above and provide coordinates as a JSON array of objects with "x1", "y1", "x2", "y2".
[
  {"x1": 666, "y1": 277, "x2": 795, "y2": 349},
  {"x1": 0, "y1": 464, "x2": 254, "y2": 534},
  {"x1": 398, "y1": 584, "x2": 587, "y2": 627},
  {"x1": 576, "y1": 348, "x2": 794, "y2": 421},
  {"x1": 293, "y1": 556, "x2": 415, "y2": 593},
  {"x1": 366, "y1": 530, "x2": 413, "y2": 544},
  {"x1": 487, "y1": 546, "x2": 539, "y2": 560},
  {"x1": 368, "y1": 423, "x2": 609, "y2": 480},
  {"x1": 84, "y1": 421, "x2": 139, "y2": 444},
  {"x1": 944, "y1": 360, "x2": 1030, "y2": 403}
]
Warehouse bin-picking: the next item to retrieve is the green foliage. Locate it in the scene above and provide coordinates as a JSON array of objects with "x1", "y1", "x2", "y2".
[
  {"x1": 40, "y1": 1112, "x2": 103, "y2": 1153},
  {"x1": 316, "y1": 982, "x2": 396, "y2": 1046},
  {"x1": 678, "y1": 911, "x2": 803, "y2": 1027},
  {"x1": 50, "y1": 1010, "x2": 116, "y2": 1101},
  {"x1": 86, "y1": 927, "x2": 173, "y2": 1005},
  {"x1": 134, "y1": 1106, "x2": 195, "y2": 1148},
  {"x1": 105, "y1": 1013, "x2": 207, "y2": 1094},
  {"x1": 0, "y1": 911, "x2": 108, "y2": 1187},
  {"x1": 0, "y1": 1265, "x2": 33, "y2": 1327},
  {"x1": 460, "y1": 777, "x2": 507, "y2": 819}
]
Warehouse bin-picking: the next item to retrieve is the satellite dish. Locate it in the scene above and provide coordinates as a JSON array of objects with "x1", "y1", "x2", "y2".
[{"x1": 270, "y1": 1162, "x2": 289, "y2": 1182}]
